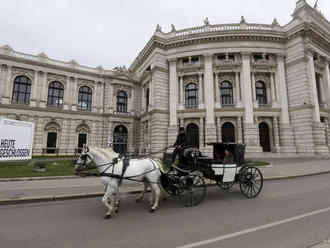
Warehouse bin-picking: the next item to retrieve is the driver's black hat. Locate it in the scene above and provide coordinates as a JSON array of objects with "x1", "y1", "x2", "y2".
[{"x1": 179, "y1": 127, "x2": 185, "y2": 132}]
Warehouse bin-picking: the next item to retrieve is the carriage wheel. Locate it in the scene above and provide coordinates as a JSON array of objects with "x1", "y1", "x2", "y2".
[
  {"x1": 178, "y1": 174, "x2": 206, "y2": 207},
  {"x1": 217, "y1": 181, "x2": 235, "y2": 190},
  {"x1": 239, "y1": 166, "x2": 263, "y2": 198}
]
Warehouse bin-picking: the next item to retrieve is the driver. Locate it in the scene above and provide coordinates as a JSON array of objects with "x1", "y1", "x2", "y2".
[{"x1": 171, "y1": 127, "x2": 188, "y2": 164}]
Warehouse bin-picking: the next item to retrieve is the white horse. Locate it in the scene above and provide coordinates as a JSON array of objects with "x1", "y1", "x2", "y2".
[{"x1": 75, "y1": 146, "x2": 164, "y2": 219}]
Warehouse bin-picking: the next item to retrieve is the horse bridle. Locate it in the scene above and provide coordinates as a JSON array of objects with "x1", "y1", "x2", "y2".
[{"x1": 75, "y1": 153, "x2": 92, "y2": 172}]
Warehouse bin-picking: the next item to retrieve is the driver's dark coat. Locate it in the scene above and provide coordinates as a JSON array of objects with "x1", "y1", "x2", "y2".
[{"x1": 173, "y1": 133, "x2": 188, "y2": 148}]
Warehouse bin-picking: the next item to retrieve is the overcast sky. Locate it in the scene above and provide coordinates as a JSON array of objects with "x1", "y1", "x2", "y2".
[{"x1": 0, "y1": 0, "x2": 329, "y2": 70}]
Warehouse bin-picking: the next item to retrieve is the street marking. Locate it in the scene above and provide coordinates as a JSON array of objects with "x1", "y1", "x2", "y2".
[{"x1": 176, "y1": 206, "x2": 330, "y2": 248}]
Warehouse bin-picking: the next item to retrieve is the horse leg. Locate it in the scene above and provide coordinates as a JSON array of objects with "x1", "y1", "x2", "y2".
[
  {"x1": 102, "y1": 186, "x2": 115, "y2": 219},
  {"x1": 149, "y1": 184, "x2": 160, "y2": 213},
  {"x1": 135, "y1": 181, "x2": 148, "y2": 202},
  {"x1": 114, "y1": 187, "x2": 120, "y2": 213}
]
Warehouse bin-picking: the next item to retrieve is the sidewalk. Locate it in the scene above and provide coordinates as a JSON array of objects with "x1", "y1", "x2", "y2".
[{"x1": 0, "y1": 158, "x2": 329, "y2": 205}]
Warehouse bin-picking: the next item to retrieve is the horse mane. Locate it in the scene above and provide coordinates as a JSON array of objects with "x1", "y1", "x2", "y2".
[{"x1": 90, "y1": 147, "x2": 119, "y2": 162}]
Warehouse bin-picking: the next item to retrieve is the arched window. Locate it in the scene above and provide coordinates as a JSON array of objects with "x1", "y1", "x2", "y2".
[
  {"x1": 146, "y1": 88, "x2": 150, "y2": 111},
  {"x1": 221, "y1": 122, "x2": 235, "y2": 143},
  {"x1": 113, "y1": 125, "x2": 128, "y2": 154},
  {"x1": 116, "y1": 91, "x2": 127, "y2": 113},
  {"x1": 220, "y1": 81, "x2": 233, "y2": 105},
  {"x1": 47, "y1": 81, "x2": 64, "y2": 107},
  {"x1": 256, "y1": 81, "x2": 267, "y2": 105},
  {"x1": 185, "y1": 83, "x2": 198, "y2": 107},
  {"x1": 78, "y1": 86, "x2": 92, "y2": 111},
  {"x1": 12, "y1": 76, "x2": 31, "y2": 104}
]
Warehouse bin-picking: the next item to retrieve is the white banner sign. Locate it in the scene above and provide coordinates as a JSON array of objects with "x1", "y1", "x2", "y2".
[{"x1": 0, "y1": 118, "x2": 35, "y2": 161}]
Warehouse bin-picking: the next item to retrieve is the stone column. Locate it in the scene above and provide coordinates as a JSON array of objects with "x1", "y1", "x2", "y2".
[
  {"x1": 168, "y1": 58, "x2": 178, "y2": 147},
  {"x1": 198, "y1": 73, "x2": 204, "y2": 108},
  {"x1": 149, "y1": 79, "x2": 153, "y2": 110},
  {"x1": 179, "y1": 118, "x2": 184, "y2": 128},
  {"x1": 319, "y1": 76, "x2": 325, "y2": 104},
  {"x1": 307, "y1": 52, "x2": 321, "y2": 122},
  {"x1": 179, "y1": 76, "x2": 184, "y2": 108},
  {"x1": 199, "y1": 117, "x2": 204, "y2": 150},
  {"x1": 203, "y1": 54, "x2": 217, "y2": 148},
  {"x1": 324, "y1": 62, "x2": 330, "y2": 106},
  {"x1": 237, "y1": 116, "x2": 243, "y2": 143},
  {"x1": 38, "y1": 72, "x2": 47, "y2": 108},
  {"x1": 324, "y1": 119, "x2": 330, "y2": 149},
  {"x1": 235, "y1": 72, "x2": 241, "y2": 106},
  {"x1": 241, "y1": 52, "x2": 261, "y2": 155},
  {"x1": 270, "y1": 73, "x2": 276, "y2": 106},
  {"x1": 99, "y1": 82, "x2": 104, "y2": 113},
  {"x1": 215, "y1": 73, "x2": 221, "y2": 107},
  {"x1": 71, "y1": 77, "x2": 78, "y2": 111},
  {"x1": 276, "y1": 55, "x2": 297, "y2": 154},
  {"x1": 1, "y1": 65, "x2": 12, "y2": 104},
  {"x1": 63, "y1": 76, "x2": 71, "y2": 110},
  {"x1": 141, "y1": 87, "x2": 145, "y2": 112},
  {"x1": 216, "y1": 117, "x2": 221, "y2": 142},
  {"x1": 273, "y1": 117, "x2": 281, "y2": 153},
  {"x1": 30, "y1": 71, "x2": 38, "y2": 107},
  {"x1": 251, "y1": 72, "x2": 257, "y2": 106}
]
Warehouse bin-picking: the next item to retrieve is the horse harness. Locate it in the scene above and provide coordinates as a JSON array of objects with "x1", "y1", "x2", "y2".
[{"x1": 76, "y1": 155, "x2": 158, "y2": 184}]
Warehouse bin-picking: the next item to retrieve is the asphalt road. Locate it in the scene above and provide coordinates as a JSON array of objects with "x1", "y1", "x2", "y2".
[{"x1": 1, "y1": 174, "x2": 330, "y2": 248}]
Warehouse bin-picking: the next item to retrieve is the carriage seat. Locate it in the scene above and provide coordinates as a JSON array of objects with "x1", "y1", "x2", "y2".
[{"x1": 183, "y1": 147, "x2": 201, "y2": 158}]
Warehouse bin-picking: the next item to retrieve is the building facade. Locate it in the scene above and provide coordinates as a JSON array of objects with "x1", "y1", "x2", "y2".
[{"x1": 1, "y1": 0, "x2": 330, "y2": 157}]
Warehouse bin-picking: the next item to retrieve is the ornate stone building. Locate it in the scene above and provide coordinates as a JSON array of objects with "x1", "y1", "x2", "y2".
[{"x1": 1, "y1": 0, "x2": 330, "y2": 157}]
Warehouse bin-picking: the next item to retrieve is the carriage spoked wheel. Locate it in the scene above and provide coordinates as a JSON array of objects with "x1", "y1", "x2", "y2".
[
  {"x1": 177, "y1": 174, "x2": 206, "y2": 207},
  {"x1": 216, "y1": 181, "x2": 235, "y2": 190},
  {"x1": 239, "y1": 166, "x2": 263, "y2": 198}
]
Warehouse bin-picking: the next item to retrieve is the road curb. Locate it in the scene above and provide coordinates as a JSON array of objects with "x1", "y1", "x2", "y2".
[
  {"x1": 0, "y1": 175, "x2": 79, "y2": 182},
  {"x1": 1, "y1": 170, "x2": 330, "y2": 206}
]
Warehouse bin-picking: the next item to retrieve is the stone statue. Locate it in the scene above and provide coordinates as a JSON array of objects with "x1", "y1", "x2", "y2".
[
  {"x1": 171, "y1": 24, "x2": 176, "y2": 32},
  {"x1": 240, "y1": 15, "x2": 246, "y2": 24},
  {"x1": 203, "y1": 17, "x2": 210, "y2": 25}
]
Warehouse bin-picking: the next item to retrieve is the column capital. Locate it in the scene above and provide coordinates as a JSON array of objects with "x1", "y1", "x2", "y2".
[
  {"x1": 240, "y1": 52, "x2": 251, "y2": 59},
  {"x1": 203, "y1": 53, "x2": 213, "y2": 62},
  {"x1": 277, "y1": 54, "x2": 286, "y2": 62},
  {"x1": 168, "y1": 58, "x2": 177, "y2": 66}
]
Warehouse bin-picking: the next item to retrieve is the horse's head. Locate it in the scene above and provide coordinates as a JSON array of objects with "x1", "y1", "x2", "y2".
[{"x1": 75, "y1": 145, "x2": 93, "y2": 173}]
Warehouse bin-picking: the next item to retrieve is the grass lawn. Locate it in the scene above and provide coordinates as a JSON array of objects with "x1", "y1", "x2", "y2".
[
  {"x1": 0, "y1": 160, "x2": 77, "y2": 178},
  {"x1": 246, "y1": 161, "x2": 270, "y2": 166}
]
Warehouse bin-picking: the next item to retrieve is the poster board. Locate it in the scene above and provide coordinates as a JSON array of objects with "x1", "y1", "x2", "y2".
[{"x1": 0, "y1": 118, "x2": 34, "y2": 161}]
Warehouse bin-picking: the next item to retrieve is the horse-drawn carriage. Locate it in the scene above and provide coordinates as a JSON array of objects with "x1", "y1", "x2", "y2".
[
  {"x1": 75, "y1": 142, "x2": 263, "y2": 218},
  {"x1": 161, "y1": 142, "x2": 263, "y2": 207}
]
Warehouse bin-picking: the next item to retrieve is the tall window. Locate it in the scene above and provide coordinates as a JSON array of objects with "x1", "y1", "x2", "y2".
[
  {"x1": 12, "y1": 76, "x2": 31, "y2": 104},
  {"x1": 116, "y1": 91, "x2": 127, "y2": 113},
  {"x1": 185, "y1": 83, "x2": 198, "y2": 107},
  {"x1": 256, "y1": 81, "x2": 267, "y2": 105},
  {"x1": 78, "y1": 86, "x2": 92, "y2": 110},
  {"x1": 47, "y1": 81, "x2": 64, "y2": 107},
  {"x1": 146, "y1": 88, "x2": 150, "y2": 111},
  {"x1": 220, "y1": 81, "x2": 234, "y2": 105}
]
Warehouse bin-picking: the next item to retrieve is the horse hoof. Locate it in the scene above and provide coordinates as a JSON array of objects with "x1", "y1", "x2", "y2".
[
  {"x1": 104, "y1": 214, "x2": 111, "y2": 219},
  {"x1": 149, "y1": 208, "x2": 155, "y2": 213},
  {"x1": 115, "y1": 209, "x2": 119, "y2": 214}
]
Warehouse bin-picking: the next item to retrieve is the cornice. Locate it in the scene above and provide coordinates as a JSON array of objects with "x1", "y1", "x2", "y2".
[{"x1": 131, "y1": 33, "x2": 287, "y2": 72}]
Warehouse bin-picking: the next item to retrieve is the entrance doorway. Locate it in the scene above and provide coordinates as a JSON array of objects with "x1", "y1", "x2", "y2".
[
  {"x1": 221, "y1": 122, "x2": 235, "y2": 143},
  {"x1": 46, "y1": 132, "x2": 57, "y2": 154},
  {"x1": 113, "y1": 125, "x2": 128, "y2": 154},
  {"x1": 77, "y1": 133, "x2": 87, "y2": 154},
  {"x1": 186, "y1": 123, "x2": 199, "y2": 148},
  {"x1": 259, "y1": 122, "x2": 271, "y2": 152}
]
